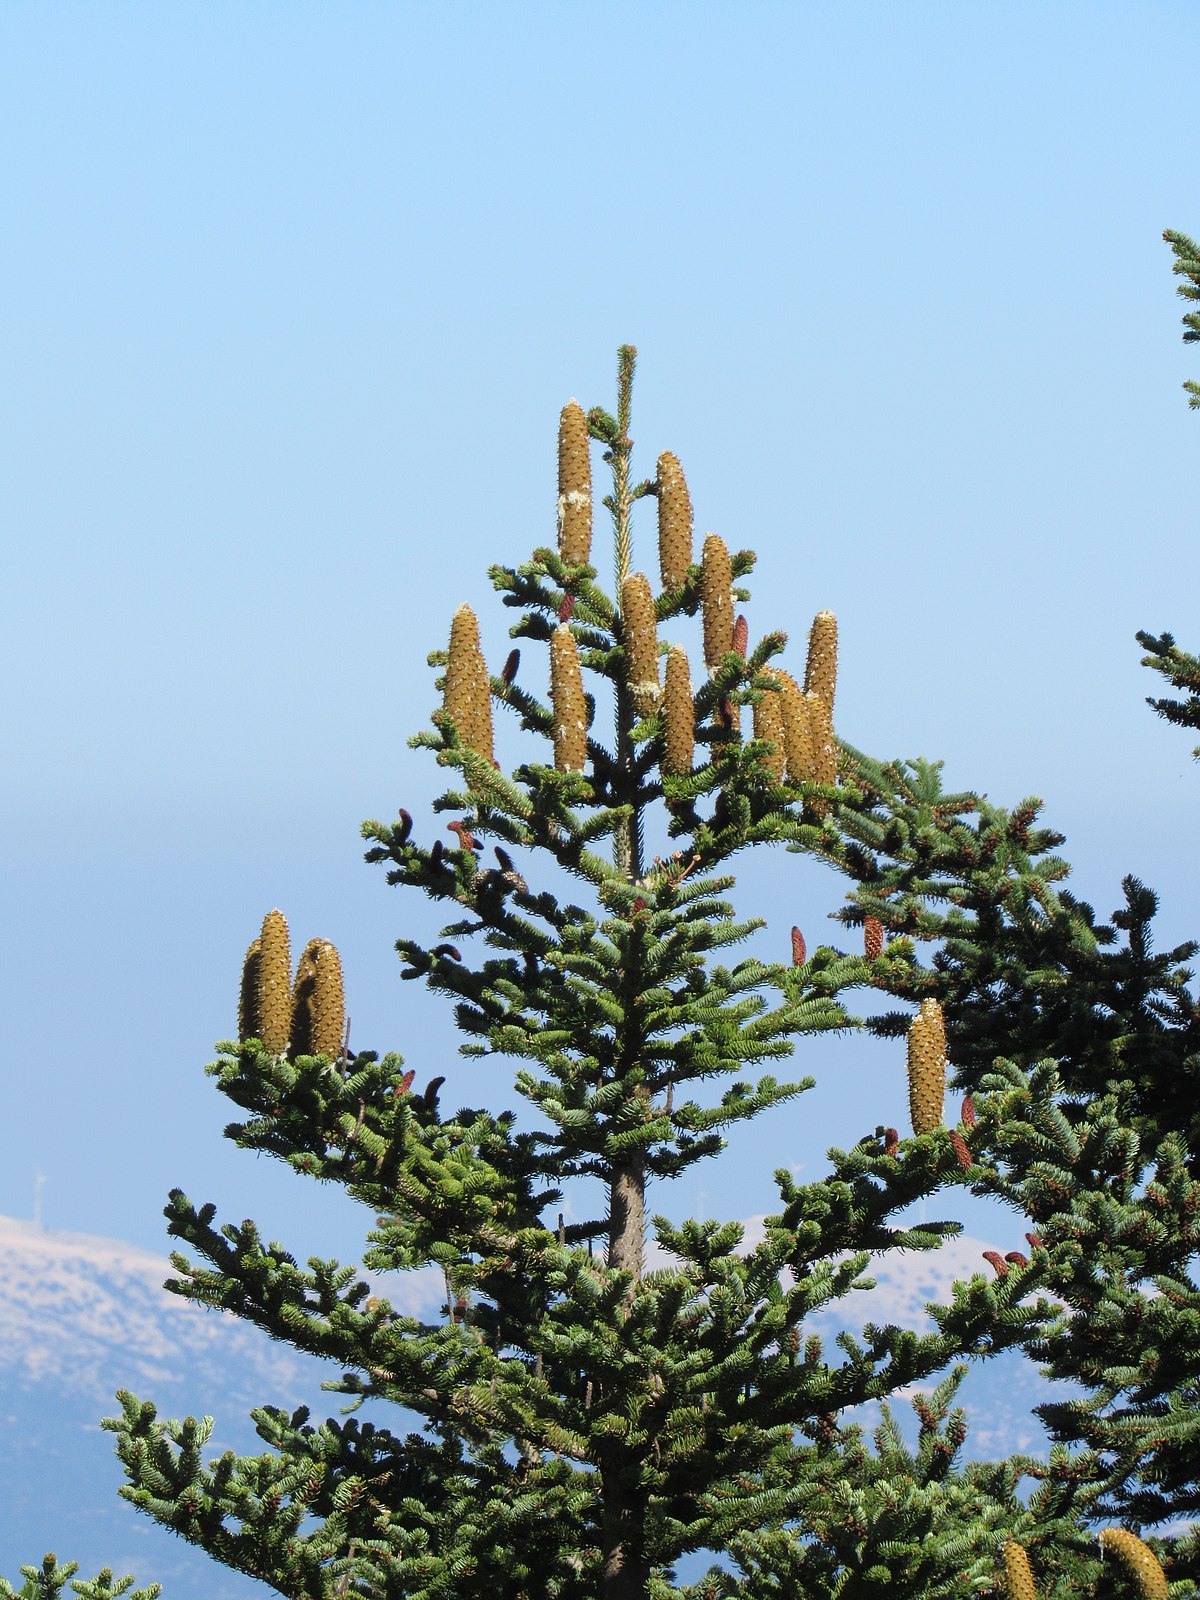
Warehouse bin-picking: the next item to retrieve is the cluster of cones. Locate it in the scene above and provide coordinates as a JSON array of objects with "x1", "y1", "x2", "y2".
[
  {"x1": 1002, "y1": 1530, "x2": 1167, "y2": 1599},
  {"x1": 440, "y1": 400, "x2": 840, "y2": 787},
  {"x1": 238, "y1": 908, "x2": 346, "y2": 1061}
]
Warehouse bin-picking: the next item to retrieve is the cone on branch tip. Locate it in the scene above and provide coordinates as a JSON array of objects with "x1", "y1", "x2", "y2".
[
  {"x1": 906, "y1": 996, "x2": 946, "y2": 1135},
  {"x1": 808, "y1": 689, "x2": 837, "y2": 785},
  {"x1": 776, "y1": 669, "x2": 815, "y2": 783},
  {"x1": 444, "y1": 604, "x2": 494, "y2": 763},
  {"x1": 289, "y1": 938, "x2": 323, "y2": 1056},
  {"x1": 791, "y1": 926, "x2": 807, "y2": 966},
  {"x1": 662, "y1": 645, "x2": 694, "y2": 776},
  {"x1": 753, "y1": 671, "x2": 786, "y2": 781},
  {"x1": 557, "y1": 399, "x2": 592, "y2": 567},
  {"x1": 803, "y1": 608, "x2": 838, "y2": 715},
  {"x1": 1099, "y1": 1529, "x2": 1168, "y2": 1600},
  {"x1": 733, "y1": 614, "x2": 749, "y2": 658},
  {"x1": 700, "y1": 533, "x2": 734, "y2": 671},
  {"x1": 255, "y1": 909, "x2": 292, "y2": 1056},
  {"x1": 656, "y1": 451, "x2": 692, "y2": 590},
  {"x1": 238, "y1": 938, "x2": 261, "y2": 1042},
  {"x1": 620, "y1": 572, "x2": 660, "y2": 716},
  {"x1": 1000, "y1": 1540, "x2": 1037, "y2": 1600},
  {"x1": 864, "y1": 916, "x2": 884, "y2": 961},
  {"x1": 949, "y1": 1130, "x2": 972, "y2": 1171},
  {"x1": 550, "y1": 624, "x2": 588, "y2": 772},
  {"x1": 309, "y1": 941, "x2": 345, "y2": 1059}
]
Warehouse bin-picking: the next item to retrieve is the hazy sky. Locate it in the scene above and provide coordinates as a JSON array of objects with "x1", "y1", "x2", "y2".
[{"x1": 5, "y1": 2, "x2": 1199, "y2": 1290}]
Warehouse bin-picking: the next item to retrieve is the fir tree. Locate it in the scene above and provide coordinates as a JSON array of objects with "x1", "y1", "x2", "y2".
[{"x1": 10, "y1": 349, "x2": 1190, "y2": 1600}]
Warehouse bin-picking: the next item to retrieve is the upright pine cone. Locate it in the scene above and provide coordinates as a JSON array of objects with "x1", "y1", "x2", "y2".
[
  {"x1": 238, "y1": 938, "x2": 262, "y2": 1041},
  {"x1": 1098, "y1": 1529, "x2": 1168, "y2": 1600},
  {"x1": 753, "y1": 672, "x2": 786, "y2": 781},
  {"x1": 906, "y1": 997, "x2": 946, "y2": 1136},
  {"x1": 864, "y1": 916, "x2": 884, "y2": 961},
  {"x1": 999, "y1": 1540, "x2": 1037, "y2": 1600},
  {"x1": 803, "y1": 609, "x2": 838, "y2": 715},
  {"x1": 656, "y1": 451, "x2": 693, "y2": 589},
  {"x1": 256, "y1": 909, "x2": 292, "y2": 1056},
  {"x1": 700, "y1": 533, "x2": 733, "y2": 671},
  {"x1": 550, "y1": 624, "x2": 588, "y2": 772},
  {"x1": 290, "y1": 938, "x2": 321, "y2": 1055},
  {"x1": 291, "y1": 938, "x2": 345, "y2": 1060},
  {"x1": 808, "y1": 688, "x2": 837, "y2": 785},
  {"x1": 444, "y1": 604, "x2": 494, "y2": 763},
  {"x1": 310, "y1": 940, "x2": 345, "y2": 1058},
  {"x1": 775, "y1": 669, "x2": 815, "y2": 782},
  {"x1": 620, "y1": 572, "x2": 660, "y2": 716},
  {"x1": 557, "y1": 400, "x2": 592, "y2": 566},
  {"x1": 662, "y1": 645, "x2": 694, "y2": 776}
]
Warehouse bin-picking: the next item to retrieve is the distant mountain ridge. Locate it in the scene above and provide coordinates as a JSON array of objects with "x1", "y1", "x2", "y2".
[{"x1": 0, "y1": 1213, "x2": 1067, "y2": 1598}]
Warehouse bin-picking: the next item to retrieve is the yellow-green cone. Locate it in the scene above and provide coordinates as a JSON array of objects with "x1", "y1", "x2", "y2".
[
  {"x1": 238, "y1": 938, "x2": 261, "y2": 1042},
  {"x1": 311, "y1": 940, "x2": 345, "y2": 1059},
  {"x1": 1099, "y1": 1529, "x2": 1168, "y2": 1600},
  {"x1": 444, "y1": 603, "x2": 494, "y2": 763},
  {"x1": 907, "y1": 997, "x2": 946, "y2": 1135},
  {"x1": 557, "y1": 399, "x2": 592, "y2": 566},
  {"x1": 776, "y1": 669, "x2": 815, "y2": 783},
  {"x1": 803, "y1": 610, "x2": 838, "y2": 715},
  {"x1": 256, "y1": 909, "x2": 292, "y2": 1056},
  {"x1": 1000, "y1": 1540, "x2": 1038, "y2": 1600},
  {"x1": 801, "y1": 687, "x2": 837, "y2": 821},
  {"x1": 753, "y1": 671, "x2": 786, "y2": 781},
  {"x1": 620, "y1": 572, "x2": 660, "y2": 716},
  {"x1": 656, "y1": 451, "x2": 693, "y2": 589},
  {"x1": 550, "y1": 624, "x2": 588, "y2": 772},
  {"x1": 662, "y1": 645, "x2": 694, "y2": 776},
  {"x1": 700, "y1": 533, "x2": 734, "y2": 672}
]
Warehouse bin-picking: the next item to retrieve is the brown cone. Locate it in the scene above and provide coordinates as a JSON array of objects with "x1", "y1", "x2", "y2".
[
  {"x1": 753, "y1": 671, "x2": 786, "y2": 781},
  {"x1": 256, "y1": 909, "x2": 292, "y2": 1056},
  {"x1": 1098, "y1": 1529, "x2": 1168, "y2": 1600},
  {"x1": 906, "y1": 997, "x2": 946, "y2": 1136},
  {"x1": 791, "y1": 926, "x2": 807, "y2": 966},
  {"x1": 949, "y1": 1130, "x2": 972, "y2": 1171},
  {"x1": 239, "y1": 938, "x2": 262, "y2": 1042},
  {"x1": 864, "y1": 917, "x2": 884, "y2": 961},
  {"x1": 700, "y1": 534, "x2": 734, "y2": 671},
  {"x1": 289, "y1": 938, "x2": 323, "y2": 1057},
  {"x1": 444, "y1": 604, "x2": 494, "y2": 763},
  {"x1": 1000, "y1": 1540, "x2": 1037, "y2": 1600},
  {"x1": 662, "y1": 646, "x2": 694, "y2": 776},
  {"x1": 550, "y1": 624, "x2": 588, "y2": 772},
  {"x1": 557, "y1": 400, "x2": 592, "y2": 566},
  {"x1": 620, "y1": 572, "x2": 660, "y2": 716},
  {"x1": 803, "y1": 610, "x2": 838, "y2": 716},
  {"x1": 656, "y1": 451, "x2": 693, "y2": 589}
]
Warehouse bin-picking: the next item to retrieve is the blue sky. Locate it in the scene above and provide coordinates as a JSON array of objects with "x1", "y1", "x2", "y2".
[{"x1": 4, "y1": 2, "x2": 1198, "y2": 1295}]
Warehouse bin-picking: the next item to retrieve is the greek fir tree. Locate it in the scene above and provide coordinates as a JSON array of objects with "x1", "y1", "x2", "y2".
[{"x1": 9, "y1": 343, "x2": 1193, "y2": 1599}]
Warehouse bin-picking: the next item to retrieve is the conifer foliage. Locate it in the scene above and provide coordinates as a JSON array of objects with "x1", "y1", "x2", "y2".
[{"x1": 9, "y1": 342, "x2": 1196, "y2": 1599}]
